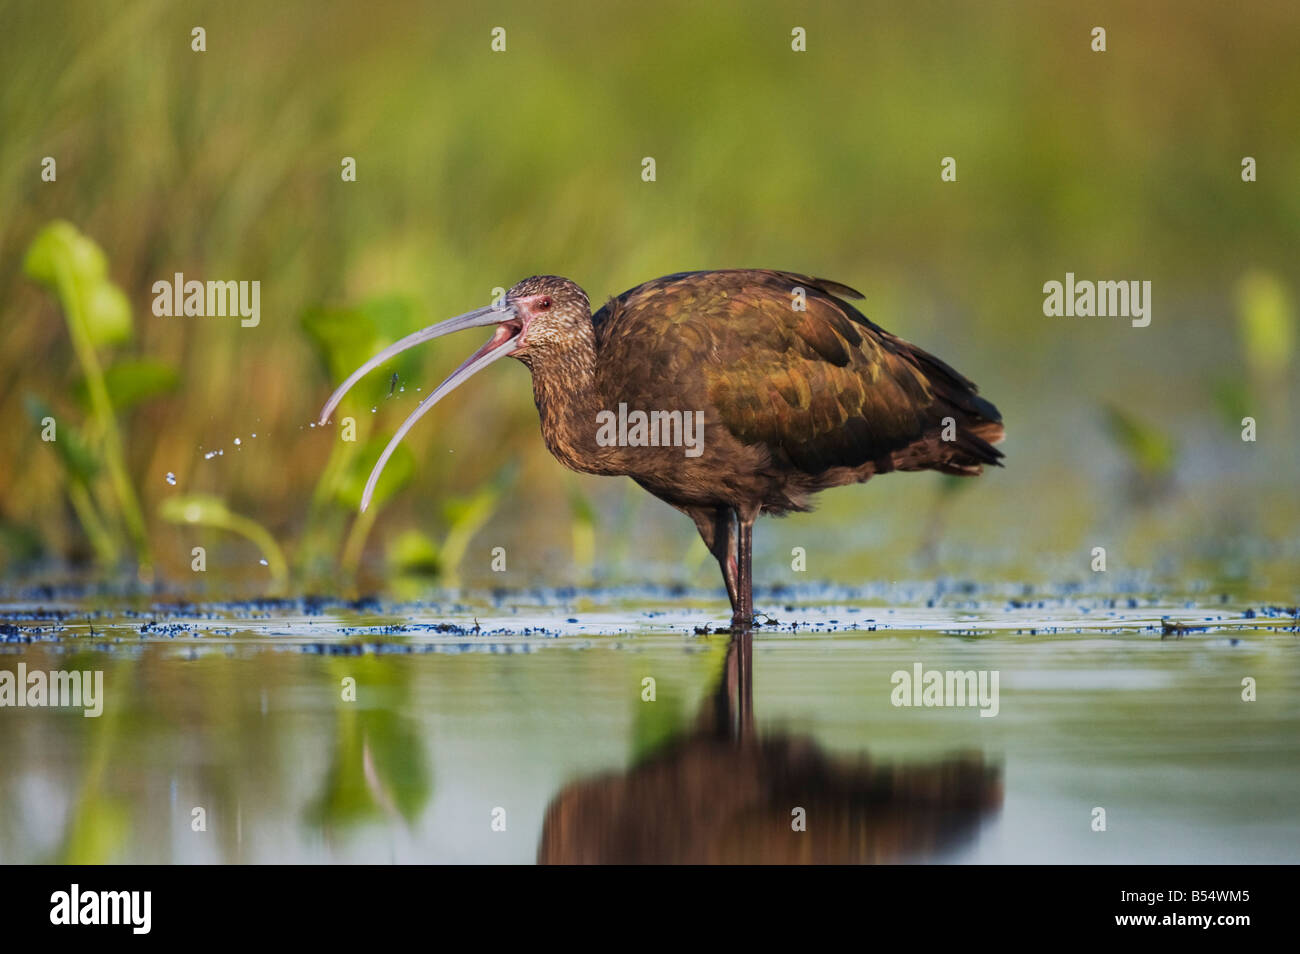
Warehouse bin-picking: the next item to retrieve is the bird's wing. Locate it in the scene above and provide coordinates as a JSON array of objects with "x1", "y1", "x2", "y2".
[{"x1": 597, "y1": 270, "x2": 1002, "y2": 475}]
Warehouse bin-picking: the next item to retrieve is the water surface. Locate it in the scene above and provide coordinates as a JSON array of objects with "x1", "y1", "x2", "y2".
[{"x1": 1, "y1": 583, "x2": 1296, "y2": 863}]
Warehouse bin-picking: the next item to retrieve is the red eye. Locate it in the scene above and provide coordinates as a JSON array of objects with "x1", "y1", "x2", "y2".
[{"x1": 538, "y1": 297, "x2": 552, "y2": 310}]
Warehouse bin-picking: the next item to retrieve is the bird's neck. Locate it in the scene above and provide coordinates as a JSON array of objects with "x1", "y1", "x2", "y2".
[{"x1": 523, "y1": 340, "x2": 625, "y2": 476}]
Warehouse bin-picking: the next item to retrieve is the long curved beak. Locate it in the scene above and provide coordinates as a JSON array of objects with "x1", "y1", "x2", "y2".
[{"x1": 316, "y1": 302, "x2": 522, "y2": 512}]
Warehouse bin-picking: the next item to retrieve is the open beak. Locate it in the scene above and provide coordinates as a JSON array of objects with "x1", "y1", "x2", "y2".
[{"x1": 316, "y1": 302, "x2": 522, "y2": 512}]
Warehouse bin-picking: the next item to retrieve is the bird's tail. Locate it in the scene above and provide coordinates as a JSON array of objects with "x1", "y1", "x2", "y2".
[{"x1": 892, "y1": 337, "x2": 1005, "y2": 476}]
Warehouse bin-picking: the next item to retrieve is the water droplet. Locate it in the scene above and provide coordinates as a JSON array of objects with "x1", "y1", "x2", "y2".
[
  {"x1": 234, "y1": 438, "x2": 242, "y2": 447},
  {"x1": 259, "y1": 559, "x2": 269, "y2": 566},
  {"x1": 370, "y1": 406, "x2": 378, "y2": 414},
  {"x1": 165, "y1": 472, "x2": 177, "y2": 485}
]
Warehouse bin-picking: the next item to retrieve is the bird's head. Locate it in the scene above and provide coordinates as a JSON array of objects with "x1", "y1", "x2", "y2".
[
  {"x1": 316, "y1": 274, "x2": 591, "y2": 511},
  {"x1": 502, "y1": 275, "x2": 591, "y2": 367}
]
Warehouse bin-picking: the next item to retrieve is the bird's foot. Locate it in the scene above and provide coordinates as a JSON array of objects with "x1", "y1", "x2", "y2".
[{"x1": 730, "y1": 613, "x2": 754, "y2": 633}]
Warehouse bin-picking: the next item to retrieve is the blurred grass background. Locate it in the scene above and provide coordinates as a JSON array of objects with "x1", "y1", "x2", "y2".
[{"x1": 1, "y1": 0, "x2": 1297, "y2": 596}]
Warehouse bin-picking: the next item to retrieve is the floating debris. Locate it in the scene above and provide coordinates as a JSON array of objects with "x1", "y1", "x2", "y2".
[
  {"x1": 1, "y1": 623, "x2": 28, "y2": 642},
  {"x1": 1161, "y1": 617, "x2": 1206, "y2": 639}
]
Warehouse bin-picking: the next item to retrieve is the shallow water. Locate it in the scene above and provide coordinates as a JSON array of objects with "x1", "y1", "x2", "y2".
[{"x1": 1, "y1": 583, "x2": 1297, "y2": 864}]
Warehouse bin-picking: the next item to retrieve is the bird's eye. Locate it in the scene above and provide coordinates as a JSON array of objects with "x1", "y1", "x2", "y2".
[{"x1": 538, "y1": 297, "x2": 552, "y2": 310}]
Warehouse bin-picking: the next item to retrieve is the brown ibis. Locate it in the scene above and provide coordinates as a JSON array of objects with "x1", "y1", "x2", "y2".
[
  {"x1": 318, "y1": 270, "x2": 1004, "y2": 629},
  {"x1": 538, "y1": 633, "x2": 1003, "y2": 863}
]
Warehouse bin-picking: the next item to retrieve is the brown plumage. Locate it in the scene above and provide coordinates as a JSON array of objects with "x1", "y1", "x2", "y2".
[
  {"x1": 319, "y1": 269, "x2": 1004, "y2": 628},
  {"x1": 538, "y1": 634, "x2": 1003, "y2": 863}
]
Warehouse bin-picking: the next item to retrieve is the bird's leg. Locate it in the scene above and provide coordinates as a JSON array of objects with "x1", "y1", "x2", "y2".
[
  {"x1": 737, "y1": 628, "x2": 754, "y2": 741},
  {"x1": 710, "y1": 629, "x2": 754, "y2": 742},
  {"x1": 687, "y1": 506, "x2": 739, "y2": 619},
  {"x1": 733, "y1": 508, "x2": 758, "y2": 632}
]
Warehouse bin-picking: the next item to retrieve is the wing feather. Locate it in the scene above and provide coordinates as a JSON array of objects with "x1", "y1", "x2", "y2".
[{"x1": 593, "y1": 269, "x2": 1004, "y2": 478}]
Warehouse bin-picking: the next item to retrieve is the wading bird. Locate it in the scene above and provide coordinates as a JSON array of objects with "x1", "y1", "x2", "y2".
[
  {"x1": 318, "y1": 270, "x2": 1004, "y2": 629},
  {"x1": 538, "y1": 632, "x2": 1002, "y2": 863}
]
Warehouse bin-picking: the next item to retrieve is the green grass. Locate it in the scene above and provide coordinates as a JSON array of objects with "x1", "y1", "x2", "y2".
[{"x1": 1, "y1": 0, "x2": 1297, "y2": 592}]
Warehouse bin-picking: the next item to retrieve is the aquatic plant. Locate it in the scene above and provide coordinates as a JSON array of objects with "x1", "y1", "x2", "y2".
[
  {"x1": 159, "y1": 494, "x2": 289, "y2": 592},
  {"x1": 301, "y1": 296, "x2": 511, "y2": 588},
  {"x1": 23, "y1": 222, "x2": 174, "y2": 576}
]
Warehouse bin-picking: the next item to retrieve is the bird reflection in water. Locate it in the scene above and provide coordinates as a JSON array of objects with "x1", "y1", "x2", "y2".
[{"x1": 538, "y1": 632, "x2": 1002, "y2": 864}]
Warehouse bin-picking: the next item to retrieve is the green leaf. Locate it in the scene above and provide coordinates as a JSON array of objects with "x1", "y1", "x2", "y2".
[
  {"x1": 435, "y1": 464, "x2": 515, "y2": 585},
  {"x1": 631, "y1": 680, "x2": 685, "y2": 761},
  {"x1": 387, "y1": 529, "x2": 441, "y2": 576},
  {"x1": 159, "y1": 493, "x2": 233, "y2": 526},
  {"x1": 361, "y1": 708, "x2": 431, "y2": 824},
  {"x1": 159, "y1": 494, "x2": 288, "y2": 589},
  {"x1": 306, "y1": 659, "x2": 433, "y2": 829},
  {"x1": 22, "y1": 221, "x2": 149, "y2": 569},
  {"x1": 439, "y1": 461, "x2": 516, "y2": 526},
  {"x1": 301, "y1": 305, "x2": 379, "y2": 382},
  {"x1": 301, "y1": 296, "x2": 425, "y2": 407},
  {"x1": 81, "y1": 281, "x2": 132, "y2": 348},
  {"x1": 75, "y1": 358, "x2": 180, "y2": 412},
  {"x1": 23, "y1": 221, "x2": 132, "y2": 347},
  {"x1": 23, "y1": 394, "x2": 99, "y2": 482},
  {"x1": 1235, "y1": 270, "x2": 1294, "y2": 383},
  {"x1": 23, "y1": 220, "x2": 106, "y2": 288}
]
